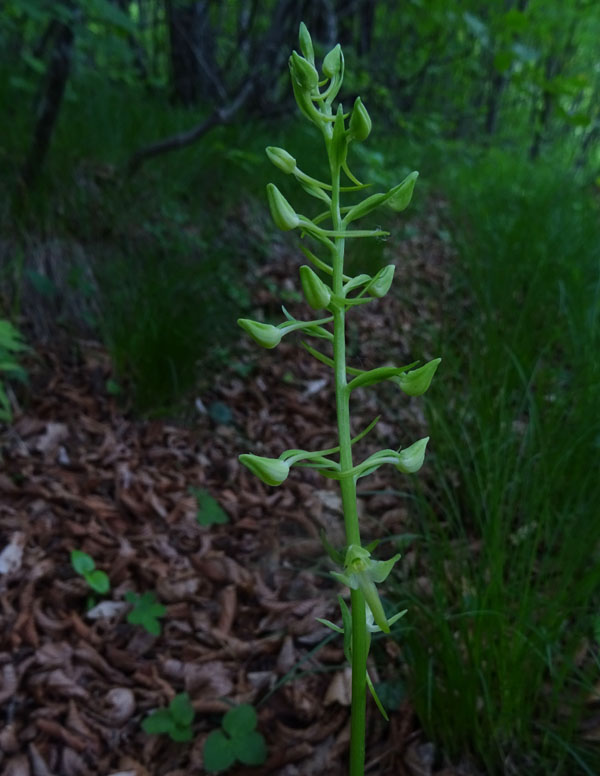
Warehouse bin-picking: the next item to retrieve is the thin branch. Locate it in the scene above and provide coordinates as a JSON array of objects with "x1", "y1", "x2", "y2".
[{"x1": 127, "y1": 79, "x2": 254, "y2": 175}]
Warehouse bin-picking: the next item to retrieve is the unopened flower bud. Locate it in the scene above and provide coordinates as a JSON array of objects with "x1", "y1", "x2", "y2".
[
  {"x1": 331, "y1": 103, "x2": 347, "y2": 170},
  {"x1": 299, "y1": 265, "x2": 331, "y2": 310},
  {"x1": 368, "y1": 265, "x2": 395, "y2": 298},
  {"x1": 266, "y1": 146, "x2": 296, "y2": 175},
  {"x1": 396, "y1": 437, "x2": 429, "y2": 474},
  {"x1": 387, "y1": 171, "x2": 418, "y2": 212},
  {"x1": 323, "y1": 44, "x2": 343, "y2": 78},
  {"x1": 393, "y1": 359, "x2": 441, "y2": 397},
  {"x1": 266, "y1": 183, "x2": 300, "y2": 231},
  {"x1": 289, "y1": 51, "x2": 319, "y2": 91},
  {"x1": 239, "y1": 454, "x2": 289, "y2": 486},
  {"x1": 298, "y1": 22, "x2": 314, "y2": 64},
  {"x1": 237, "y1": 318, "x2": 282, "y2": 349},
  {"x1": 349, "y1": 97, "x2": 372, "y2": 142}
]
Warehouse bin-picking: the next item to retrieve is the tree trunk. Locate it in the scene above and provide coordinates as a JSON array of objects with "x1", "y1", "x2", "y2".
[
  {"x1": 21, "y1": 12, "x2": 75, "y2": 188},
  {"x1": 166, "y1": 0, "x2": 223, "y2": 106}
]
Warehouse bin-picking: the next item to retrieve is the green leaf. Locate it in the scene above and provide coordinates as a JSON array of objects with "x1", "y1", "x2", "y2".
[
  {"x1": 170, "y1": 693, "x2": 195, "y2": 727},
  {"x1": 203, "y1": 730, "x2": 236, "y2": 772},
  {"x1": 71, "y1": 550, "x2": 95, "y2": 575},
  {"x1": 315, "y1": 618, "x2": 344, "y2": 634},
  {"x1": 0, "y1": 362, "x2": 27, "y2": 380},
  {"x1": 223, "y1": 704, "x2": 257, "y2": 737},
  {"x1": 170, "y1": 724, "x2": 194, "y2": 742},
  {"x1": 85, "y1": 569, "x2": 110, "y2": 594},
  {"x1": 125, "y1": 591, "x2": 166, "y2": 635},
  {"x1": 231, "y1": 730, "x2": 267, "y2": 765},
  {"x1": 0, "y1": 320, "x2": 28, "y2": 353},
  {"x1": 339, "y1": 596, "x2": 352, "y2": 663},
  {"x1": 143, "y1": 708, "x2": 175, "y2": 736},
  {"x1": 190, "y1": 487, "x2": 229, "y2": 526},
  {"x1": 366, "y1": 672, "x2": 389, "y2": 721}
]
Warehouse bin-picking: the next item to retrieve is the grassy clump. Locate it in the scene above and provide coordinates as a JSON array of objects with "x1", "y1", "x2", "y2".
[{"x1": 396, "y1": 151, "x2": 600, "y2": 774}]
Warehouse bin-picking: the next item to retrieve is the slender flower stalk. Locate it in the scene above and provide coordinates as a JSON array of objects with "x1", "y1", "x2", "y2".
[{"x1": 238, "y1": 23, "x2": 440, "y2": 775}]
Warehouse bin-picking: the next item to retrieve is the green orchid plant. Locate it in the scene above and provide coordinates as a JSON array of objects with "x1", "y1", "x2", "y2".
[{"x1": 238, "y1": 23, "x2": 440, "y2": 776}]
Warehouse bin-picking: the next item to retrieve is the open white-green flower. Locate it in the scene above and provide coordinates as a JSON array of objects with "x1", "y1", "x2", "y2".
[{"x1": 331, "y1": 545, "x2": 401, "y2": 633}]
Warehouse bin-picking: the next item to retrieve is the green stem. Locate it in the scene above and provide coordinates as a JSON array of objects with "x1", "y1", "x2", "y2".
[{"x1": 330, "y1": 147, "x2": 367, "y2": 776}]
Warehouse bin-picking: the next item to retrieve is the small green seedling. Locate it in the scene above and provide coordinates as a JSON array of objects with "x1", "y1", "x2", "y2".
[
  {"x1": 70, "y1": 550, "x2": 110, "y2": 594},
  {"x1": 203, "y1": 704, "x2": 267, "y2": 773},
  {"x1": 142, "y1": 692, "x2": 194, "y2": 742},
  {"x1": 189, "y1": 486, "x2": 229, "y2": 526},
  {"x1": 125, "y1": 591, "x2": 166, "y2": 635}
]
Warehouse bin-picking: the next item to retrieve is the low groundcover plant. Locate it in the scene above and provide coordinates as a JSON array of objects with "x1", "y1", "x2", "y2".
[{"x1": 238, "y1": 23, "x2": 440, "y2": 776}]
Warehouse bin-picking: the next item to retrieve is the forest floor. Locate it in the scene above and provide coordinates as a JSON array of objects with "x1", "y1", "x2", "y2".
[{"x1": 0, "y1": 201, "x2": 476, "y2": 776}]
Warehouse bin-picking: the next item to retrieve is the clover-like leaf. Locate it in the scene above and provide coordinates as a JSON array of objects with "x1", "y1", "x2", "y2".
[
  {"x1": 170, "y1": 692, "x2": 195, "y2": 728},
  {"x1": 125, "y1": 591, "x2": 166, "y2": 635},
  {"x1": 190, "y1": 487, "x2": 229, "y2": 526},
  {"x1": 203, "y1": 730, "x2": 236, "y2": 772},
  {"x1": 170, "y1": 724, "x2": 194, "y2": 742},
  {"x1": 142, "y1": 708, "x2": 175, "y2": 736},
  {"x1": 232, "y1": 730, "x2": 268, "y2": 766},
  {"x1": 223, "y1": 703, "x2": 257, "y2": 737},
  {"x1": 84, "y1": 569, "x2": 110, "y2": 594},
  {"x1": 70, "y1": 549, "x2": 95, "y2": 575}
]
